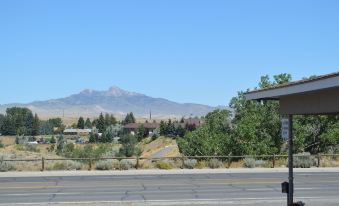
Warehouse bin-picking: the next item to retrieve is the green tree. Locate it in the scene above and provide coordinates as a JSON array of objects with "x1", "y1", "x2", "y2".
[
  {"x1": 136, "y1": 124, "x2": 147, "y2": 141},
  {"x1": 123, "y1": 112, "x2": 136, "y2": 125},
  {"x1": 32, "y1": 113, "x2": 40, "y2": 136},
  {"x1": 77, "y1": 117, "x2": 85, "y2": 129},
  {"x1": 50, "y1": 136, "x2": 56, "y2": 144},
  {"x1": 85, "y1": 118, "x2": 92, "y2": 129},
  {"x1": 56, "y1": 135, "x2": 65, "y2": 155},
  {"x1": 178, "y1": 109, "x2": 232, "y2": 156},
  {"x1": 119, "y1": 134, "x2": 138, "y2": 157},
  {"x1": 97, "y1": 113, "x2": 105, "y2": 133}
]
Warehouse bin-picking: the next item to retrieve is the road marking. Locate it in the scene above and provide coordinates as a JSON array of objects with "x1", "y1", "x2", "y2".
[{"x1": 0, "y1": 186, "x2": 63, "y2": 189}]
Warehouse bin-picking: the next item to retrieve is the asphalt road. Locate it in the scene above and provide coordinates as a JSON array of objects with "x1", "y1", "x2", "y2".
[{"x1": 1, "y1": 172, "x2": 339, "y2": 205}]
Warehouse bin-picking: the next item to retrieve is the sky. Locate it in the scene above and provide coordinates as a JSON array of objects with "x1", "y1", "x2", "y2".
[{"x1": 1, "y1": 0, "x2": 339, "y2": 107}]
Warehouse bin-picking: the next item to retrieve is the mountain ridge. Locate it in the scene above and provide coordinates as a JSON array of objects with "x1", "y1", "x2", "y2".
[{"x1": 0, "y1": 86, "x2": 220, "y2": 119}]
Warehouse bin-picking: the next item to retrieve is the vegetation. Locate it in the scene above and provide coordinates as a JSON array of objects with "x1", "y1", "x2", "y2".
[{"x1": 178, "y1": 73, "x2": 339, "y2": 157}]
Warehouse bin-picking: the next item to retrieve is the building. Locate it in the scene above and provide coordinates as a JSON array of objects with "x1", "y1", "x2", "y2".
[
  {"x1": 123, "y1": 123, "x2": 160, "y2": 136},
  {"x1": 63, "y1": 128, "x2": 92, "y2": 136}
]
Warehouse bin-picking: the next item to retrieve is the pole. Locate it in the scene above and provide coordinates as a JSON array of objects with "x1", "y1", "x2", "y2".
[{"x1": 288, "y1": 115, "x2": 294, "y2": 206}]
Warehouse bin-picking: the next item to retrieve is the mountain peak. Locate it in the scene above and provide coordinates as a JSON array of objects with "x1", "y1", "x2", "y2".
[{"x1": 105, "y1": 86, "x2": 142, "y2": 97}]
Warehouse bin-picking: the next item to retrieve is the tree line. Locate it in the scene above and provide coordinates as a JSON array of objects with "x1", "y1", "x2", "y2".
[{"x1": 178, "y1": 74, "x2": 339, "y2": 156}]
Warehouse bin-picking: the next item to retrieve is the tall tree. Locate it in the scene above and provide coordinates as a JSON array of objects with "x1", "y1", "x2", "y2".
[
  {"x1": 77, "y1": 117, "x2": 85, "y2": 129},
  {"x1": 97, "y1": 113, "x2": 105, "y2": 133},
  {"x1": 85, "y1": 118, "x2": 92, "y2": 129},
  {"x1": 123, "y1": 112, "x2": 136, "y2": 125},
  {"x1": 32, "y1": 113, "x2": 40, "y2": 136}
]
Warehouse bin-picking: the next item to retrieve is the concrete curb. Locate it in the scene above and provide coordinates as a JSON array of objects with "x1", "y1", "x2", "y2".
[{"x1": 1, "y1": 167, "x2": 339, "y2": 178}]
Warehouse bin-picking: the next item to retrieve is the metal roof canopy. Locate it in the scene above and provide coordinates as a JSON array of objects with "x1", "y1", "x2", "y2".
[
  {"x1": 244, "y1": 71, "x2": 339, "y2": 206},
  {"x1": 245, "y1": 72, "x2": 339, "y2": 115}
]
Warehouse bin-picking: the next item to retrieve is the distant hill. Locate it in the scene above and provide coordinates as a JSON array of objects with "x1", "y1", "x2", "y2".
[{"x1": 0, "y1": 86, "x2": 221, "y2": 119}]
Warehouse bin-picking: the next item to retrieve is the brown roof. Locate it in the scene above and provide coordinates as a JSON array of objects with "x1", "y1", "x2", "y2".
[
  {"x1": 245, "y1": 71, "x2": 339, "y2": 95},
  {"x1": 124, "y1": 123, "x2": 160, "y2": 129}
]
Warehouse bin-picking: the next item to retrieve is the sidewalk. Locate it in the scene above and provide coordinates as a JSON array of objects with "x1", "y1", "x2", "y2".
[{"x1": 1, "y1": 167, "x2": 339, "y2": 178}]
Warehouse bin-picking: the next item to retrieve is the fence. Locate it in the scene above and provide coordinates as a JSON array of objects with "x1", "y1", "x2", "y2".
[{"x1": 1, "y1": 154, "x2": 339, "y2": 172}]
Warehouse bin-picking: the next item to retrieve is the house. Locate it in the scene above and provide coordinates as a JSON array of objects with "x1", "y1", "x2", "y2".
[
  {"x1": 123, "y1": 122, "x2": 160, "y2": 136},
  {"x1": 63, "y1": 128, "x2": 92, "y2": 136}
]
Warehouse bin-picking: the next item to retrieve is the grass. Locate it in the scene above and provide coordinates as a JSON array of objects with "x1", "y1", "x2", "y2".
[{"x1": 139, "y1": 136, "x2": 178, "y2": 158}]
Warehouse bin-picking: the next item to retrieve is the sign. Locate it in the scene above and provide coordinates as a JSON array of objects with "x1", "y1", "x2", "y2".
[{"x1": 281, "y1": 118, "x2": 289, "y2": 140}]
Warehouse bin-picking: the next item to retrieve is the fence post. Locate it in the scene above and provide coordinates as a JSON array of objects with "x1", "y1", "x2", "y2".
[
  {"x1": 317, "y1": 154, "x2": 321, "y2": 167},
  {"x1": 181, "y1": 155, "x2": 185, "y2": 169},
  {"x1": 88, "y1": 159, "x2": 92, "y2": 171},
  {"x1": 41, "y1": 157, "x2": 45, "y2": 172},
  {"x1": 272, "y1": 154, "x2": 276, "y2": 168},
  {"x1": 228, "y1": 154, "x2": 231, "y2": 168},
  {"x1": 136, "y1": 157, "x2": 139, "y2": 170}
]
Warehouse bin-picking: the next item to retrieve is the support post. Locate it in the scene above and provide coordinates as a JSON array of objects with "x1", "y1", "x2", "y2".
[
  {"x1": 272, "y1": 154, "x2": 276, "y2": 168},
  {"x1": 288, "y1": 115, "x2": 294, "y2": 206},
  {"x1": 228, "y1": 154, "x2": 231, "y2": 168},
  {"x1": 41, "y1": 157, "x2": 45, "y2": 172}
]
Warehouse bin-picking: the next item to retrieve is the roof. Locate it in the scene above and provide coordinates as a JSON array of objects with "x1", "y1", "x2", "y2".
[
  {"x1": 124, "y1": 123, "x2": 160, "y2": 129},
  {"x1": 245, "y1": 71, "x2": 339, "y2": 100},
  {"x1": 64, "y1": 129, "x2": 92, "y2": 133}
]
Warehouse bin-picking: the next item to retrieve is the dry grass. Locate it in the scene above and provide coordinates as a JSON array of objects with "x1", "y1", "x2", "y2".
[
  {"x1": 139, "y1": 137, "x2": 177, "y2": 158},
  {"x1": 0, "y1": 136, "x2": 16, "y2": 146}
]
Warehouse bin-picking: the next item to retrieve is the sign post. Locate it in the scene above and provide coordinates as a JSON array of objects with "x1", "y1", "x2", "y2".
[{"x1": 281, "y1": 115, "x2": 294, "y2": 206}]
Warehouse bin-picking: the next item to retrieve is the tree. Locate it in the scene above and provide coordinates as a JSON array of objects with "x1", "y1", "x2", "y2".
[
  {"x1": 50, "y1": 136, "x2": 56, "y2": 144},
  {"x1": 160, "y1": 121, "x2": 167, "y2": 136},
  {"x1": 56, "y1": 135, "x2": 65, "y2": 155},
  {"x1": 119, "y1": 134, "x2": 137, "y2": 157},
  {"x1": 123, "y1": 112, "x2": 136, "y2": 125},
  {"x1": 177, "y1": 109, "x2": 233, "y2": 156},
  {"x1": 104, "y1": 113, "x2": 117, "y2": 128},
  {"x1": 136, "y1": 124, "x2": 147, "y2": 141},
  {"x1": 32, "y1": 113, "x2": 40, "y2": 136},
  {"x1": 77, "y1": 117, "x2": 85, "y2": 129},
  {"x1": 89, "y1": 132, "x2": 97, "y2": 143},
  {"x1": 85, "y1": 118, "x2": 92, "y2": 129},
  {"x1": 97, "y1": 113, "x2": 105, "y2": 133}
]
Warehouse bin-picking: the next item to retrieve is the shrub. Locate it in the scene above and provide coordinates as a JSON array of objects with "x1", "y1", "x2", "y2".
[
  {"x1": 243, "y1": 158, "x2": 256, "y2": 168},
  {"x1": 156, "y1": 160, "x2": 173, "y2": 170},
  {"x1": 293, "y1": 152, "x2": 316, "y2": 168},
  {"x1": 184, "y1": 159, "x2": 197, "y2": 169},
  {"x1": 196, "y1": 160, "x2": 207, "y2": 169},
  {"x1": 208, "y1": 159, "x2": 223, "y2": 169},
  {"x1": 0, "y1": 158, "x2": 15, "y2": 172},
  {"x1": 52, "y1": 161, "x2": 82, "y2": 170},
  {"x1": 96, "y1": 160, "x2": 113, "y2": 170},
  {"x1": 120, "y1": 159, "x2": 135, "y2": 170},
  {"x1": 0, "y1": 140, "x2": 4, "y2": 148}
]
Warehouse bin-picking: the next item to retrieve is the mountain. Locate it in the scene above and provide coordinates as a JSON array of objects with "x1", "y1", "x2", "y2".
[{"x1": 0, "y1": 86, "x2": 219, "y2": 119}]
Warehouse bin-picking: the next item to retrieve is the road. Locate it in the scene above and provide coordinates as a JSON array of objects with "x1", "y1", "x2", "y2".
[
  {"x1": 150, "y1": 145, "x2": 177, "y2": 158},
  {"x1": 1, "y1": 171, "x2": 339, "y2": 205}
]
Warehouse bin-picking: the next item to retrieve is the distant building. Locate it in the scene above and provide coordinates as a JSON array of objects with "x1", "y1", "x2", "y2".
[
  {"x1": 123, "y1": 123, "x2": 160, "y2": 136},
  {"x1": 63, "y1": 128, "x2": 92, "y2": 136}
]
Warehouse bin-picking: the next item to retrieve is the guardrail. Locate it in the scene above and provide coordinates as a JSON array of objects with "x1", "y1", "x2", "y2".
[{"x1": 1, "y1": 154, "x2": 339, "y2": 171}]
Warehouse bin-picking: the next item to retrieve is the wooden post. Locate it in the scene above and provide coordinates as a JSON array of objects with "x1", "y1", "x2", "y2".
[
  {"x1": 228, "y1": 154, "x2": 231, "y2": 168},
  {"x1": 41, "y1": 157, "x2": 45, "y2": 172},
  {"x1": 88, "y1": 159, "x2": 92, "y2": 171},
  {"x1": 181, "y1": 155, "x2": 185, "y2": 169},
  {"x1": 136, "y1": 157, "x2": 139, "y2": 170},
  {"x1": 272, "y1": 154, "x2": 276, "y2": 168},
  {"x1": 317, "y1": 154, "x2": 321, "y2": 167}
]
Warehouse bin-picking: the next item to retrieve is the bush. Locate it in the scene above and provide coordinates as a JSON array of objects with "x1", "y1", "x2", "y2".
[
  {"x1": 184, "y1": 159, "x2": 197, "y2": 169},
  {"x1": 0, "y1": 158, "x2": 15, "y2": 172},
  {"x1": 196, "y1": 160, "x2": 207, "y2": 169},
  {"x1": 0, "y1": 140, "x2": 4, "y2": 148},
  {"x1": 156, "y1": 160, "x2": 173, "y2": 170},
  {"x1": 120, "y1": 159, "x2": 135, "y2": 170},
  {"x1": 16, "y1": 144, "x2": 40, "y2": 152},
  {"x1": 208, "y1": 159, "x2": 223, "y2": 169},
  {"x1": 293, "y1": 152, "x2": 316, "y2": 168},
  {"x1": 96, "y1": 160, "x2": 113, "y2": 170},
  {"x1": 244, "y1": 158, "x2": 256, "y2": 168},
  {"x1": 52, "y1": 160, "x2": 82, "y2": 170}
]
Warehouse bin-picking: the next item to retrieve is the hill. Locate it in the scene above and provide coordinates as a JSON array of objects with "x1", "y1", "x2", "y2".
[{"x1": 0, "y1": 86, "x2": 218, "y2": 119}]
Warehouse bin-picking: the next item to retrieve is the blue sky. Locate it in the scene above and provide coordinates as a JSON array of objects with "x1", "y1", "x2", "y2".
[{"x1": 1, "y1": 0, "x2": 339, "y2": 106}]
